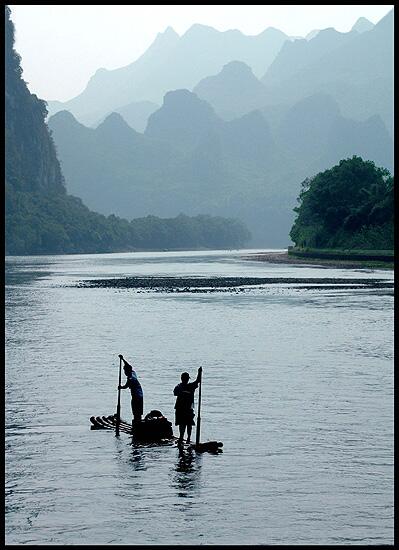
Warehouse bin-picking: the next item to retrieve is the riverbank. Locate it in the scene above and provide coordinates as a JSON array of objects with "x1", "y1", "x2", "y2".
[{"x1": 242, "y1": 250, "x2": 394, "y2": 270}]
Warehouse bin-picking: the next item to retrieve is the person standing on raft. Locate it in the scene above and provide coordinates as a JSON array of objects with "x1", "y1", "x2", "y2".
[
  {"x1": 118, "y1": 354, "x2": 144, "y2": 425},
  {"x1": 173, "y1": 367, "x2": 202, "y2": 443}
]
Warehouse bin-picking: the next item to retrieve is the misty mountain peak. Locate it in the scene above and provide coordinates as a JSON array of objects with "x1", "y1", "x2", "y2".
[
  {"x1": 195, "y1": 60, "x2": 263, "y2": 90},
  {"x1": 147, "y1": 25, "x2": 180, "y2": 54},
  {"x1": 258, "y1": 26, "x2": 288, "y2": 39},
  {"x1": 306, "y1": 29, "x2": 320, "y2": 41},
  {"x1": 145, "y1": 89, "x2": 219, "y2": 150},
  {"x1": 156, "y1": 26, "x2": 179, "y2": 40},
  {"x1": 90, "y1": 67, "x2": 109, "y2": 81},
  {"x1": 96, "y1": 112, "x2": 139, "y2": 141},
  {"x1": 182, "y1": 23, "x2": 220, "y2": 39},
  {"x1": 263, "y1": 23, "x2": 358, "y2": 85},
  {"x1": 193, "y1": 61, "x2": 266, "y2": 120},
  {"x1": 161, "y1": 89, "x2": 217, "y2": 114},
  {"x1": 164, "y1": 25, "x2": 179, "y2": 36},
  {"x1": 351, "y1": 17, "x2": 374, "y2": 33},
  {"x1": 97, "y1": 111, "x2": 131, "y2": 128},
  {"x1": 48, "y1": 109, "x2": 84, "y2": 131},
  {"x1": 307, "y1": 26, "x2": 358, "y2": 50},
  {"x1": 313, "y1": 27, "x2": 346, "y2": 41},
  {"x1": 85, "y1": 67, "x2": 110, "y2": 88},
  {"x1": 374, "y1": 8, "x2": 393, "y2": 32},
  {"x1": 50, "y1": 109, "x2": 78, "y2": 123},
  {"x1": 220, "y1": 60, "x2": 255, "y2": 77}
]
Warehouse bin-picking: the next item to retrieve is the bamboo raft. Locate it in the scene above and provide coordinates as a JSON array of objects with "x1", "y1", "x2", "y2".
[{"x1": 89, "y1": 414, "x2": 223, "y2": 453}]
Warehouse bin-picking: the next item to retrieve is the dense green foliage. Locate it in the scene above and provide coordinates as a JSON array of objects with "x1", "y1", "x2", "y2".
[
  {"x1": 289, "y1": 156, "x2": 394, "y2": 250},
  {"x1": 6, "y1": 186, "x2": 250, "y2": 255},
  {"x1": 5, "y1": 7, "x2": 250, "y2": 255}
]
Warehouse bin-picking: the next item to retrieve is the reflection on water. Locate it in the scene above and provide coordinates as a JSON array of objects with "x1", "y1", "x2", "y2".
[
  {"x1": 5, "y1": 250, "x2": 394, "y2": 545},
  {"x1": 129, "y1": 444, "x2": 146, "y2": 471},
  {"x1": 173, "y1": 445, "x2": 202, "y2": 498}
]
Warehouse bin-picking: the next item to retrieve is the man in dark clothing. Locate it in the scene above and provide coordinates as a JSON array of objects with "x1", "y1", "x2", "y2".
[
  {"x1": 118, "y1": 354, "x2": 144, "y2": 424},
  {"x1": 173, "y1": 367, "x2": 202, "y2": 443}
]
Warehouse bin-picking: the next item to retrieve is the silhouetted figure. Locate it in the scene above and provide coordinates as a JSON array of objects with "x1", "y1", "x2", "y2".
[
  {"x1": 118, "y1": 354, "x2": 143, "y2": 424},
  {"x1": 173, "y1": 367, "x2": 202, "y2": 443}
]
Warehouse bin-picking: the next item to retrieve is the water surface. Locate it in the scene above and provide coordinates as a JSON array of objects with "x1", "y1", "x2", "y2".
[{"x1": 5, "y1": 249, "x2": 394, "y2": 544}]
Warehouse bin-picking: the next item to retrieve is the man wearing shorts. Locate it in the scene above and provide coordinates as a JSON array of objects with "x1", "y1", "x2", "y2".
[{"x1": 173, "y1": 367, "x2": 202, "y2": 443}]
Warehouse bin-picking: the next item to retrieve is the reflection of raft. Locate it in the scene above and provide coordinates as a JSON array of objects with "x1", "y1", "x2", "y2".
[{"x1": 89, "y1": 412, "x2": 223, "y2": 453}]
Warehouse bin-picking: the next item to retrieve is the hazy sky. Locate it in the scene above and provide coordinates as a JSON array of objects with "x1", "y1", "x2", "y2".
[{"x1": 9, "y1": 4, "x2": 393, "y2": 102}]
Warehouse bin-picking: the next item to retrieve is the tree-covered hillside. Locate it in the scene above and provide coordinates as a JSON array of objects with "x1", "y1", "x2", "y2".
[
  {"x1": 5, "y1": 6, "x2": 250, "y2": 255},
  {"x1": 289, "y1": 156, "x2": 394, "y2": 250}
]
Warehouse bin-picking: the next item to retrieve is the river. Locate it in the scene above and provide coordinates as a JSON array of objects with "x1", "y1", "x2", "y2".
[{"x1": 5, "y1": 249, "x2": 394, "y2": 545}]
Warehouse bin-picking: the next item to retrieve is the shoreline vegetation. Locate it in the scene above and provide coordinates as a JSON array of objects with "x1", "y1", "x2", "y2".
[
  {"x1": 288, "y1": 157, "x2": 393, "y2": 254},
  {"x1": 243, "y1": 248, "x2": 394, "y2": 270}
]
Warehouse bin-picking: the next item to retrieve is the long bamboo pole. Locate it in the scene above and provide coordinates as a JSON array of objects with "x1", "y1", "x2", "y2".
[
  {"x1": 195, "y1": 368, "x2": 202, "y2": 446},
  {"x1": 115, "y1": 356, "x2": 122, "y2": 436}
]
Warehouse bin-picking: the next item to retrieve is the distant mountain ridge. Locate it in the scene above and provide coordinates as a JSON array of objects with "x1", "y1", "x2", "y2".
[
  {"x1": 261, "y1": 9, "x2": 393, "y2": 133},
  {"x1": 46, "y1": 23, "x2": 294, "y2": 126},
  {"x1": 263, "y1": 26, "x2": 359, "y2": 86},
  {"x1": 49, "y1": 86, "x2": 393, "y2": 246},
  {"x1": 46, "y1": 11, "x2": 391, "y2": 136}
]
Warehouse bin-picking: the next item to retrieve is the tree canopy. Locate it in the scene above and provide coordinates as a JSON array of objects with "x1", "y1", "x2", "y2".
[{"x1": 289, "y1": 156, "x2": 394, "y2": 250}]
